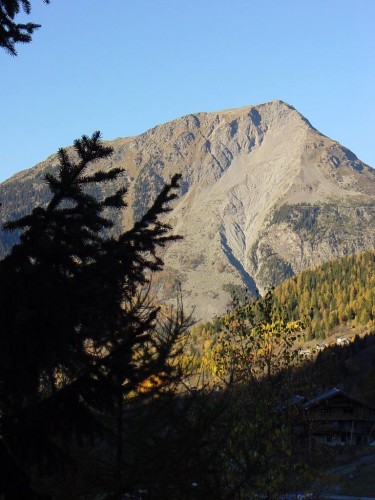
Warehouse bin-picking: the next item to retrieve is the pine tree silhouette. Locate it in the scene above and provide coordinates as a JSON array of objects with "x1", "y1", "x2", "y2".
[
  {"x1": 0, "y1": 131, "x2": 187, "y2": 497},
  {"x1": 0, "y1": 0, "x2": 50, "y2": 55}
]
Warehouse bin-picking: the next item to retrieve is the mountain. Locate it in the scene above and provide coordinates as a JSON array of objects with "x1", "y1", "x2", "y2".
[{"x1": 1, "y1": 100, "x2": 375, "y2": 320}]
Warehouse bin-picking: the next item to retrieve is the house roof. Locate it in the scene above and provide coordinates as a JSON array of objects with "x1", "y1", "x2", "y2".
[
  {"x1": 304, "y1": 388, "x2": 375, "y2": 411},
  {"x1": 276, "y1": 394, "x2": 305, "y2": 412}
]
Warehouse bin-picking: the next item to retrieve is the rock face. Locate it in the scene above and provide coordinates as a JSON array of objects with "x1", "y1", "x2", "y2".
[{"x1": 1, "y1": 100, "x2": 375, "y2": 320}]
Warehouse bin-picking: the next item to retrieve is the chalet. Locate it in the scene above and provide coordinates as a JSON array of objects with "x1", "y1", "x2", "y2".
[
  {"x1": 336, "y1": 336, "x2": 350, "y2": 346},
  {"x1": 303, "y1": 388, "x2": 375, "y2": 447}
]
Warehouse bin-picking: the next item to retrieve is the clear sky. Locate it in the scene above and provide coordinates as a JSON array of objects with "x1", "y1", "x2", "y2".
[{"x1": 0, "y1": 0, "x2": 374, "y2": 182}]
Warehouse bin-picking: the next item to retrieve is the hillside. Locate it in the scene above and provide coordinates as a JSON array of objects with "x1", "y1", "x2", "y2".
[
  {"x1": 1, "y1": 100, "x2": 375, "y2": 320},
  {"x1": 185, "y1": 249, "x2": 375, "y2": 388},
  {"x1": 275, "y1": 249, "x2": 375, "y2": 338}
]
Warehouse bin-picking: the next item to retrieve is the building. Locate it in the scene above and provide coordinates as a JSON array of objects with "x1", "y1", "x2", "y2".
[
  {"x1": 336, "y1": 337, "x2": 350, "y2": 346},
  {"x1": 303, "y1": 388, "x2": 375, "y2": 447}
]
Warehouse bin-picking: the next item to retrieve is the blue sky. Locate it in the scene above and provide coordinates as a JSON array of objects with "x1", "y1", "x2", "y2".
[{"x1": 0, "y1": 0, "x2": 374, "y2": 182}]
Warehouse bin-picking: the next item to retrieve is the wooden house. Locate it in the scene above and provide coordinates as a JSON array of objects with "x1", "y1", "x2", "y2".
[{"x1": 303, "y1": 388, "x2": 375, "y2": 447}]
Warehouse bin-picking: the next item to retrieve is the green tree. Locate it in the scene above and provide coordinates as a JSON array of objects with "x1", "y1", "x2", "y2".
[{"x1": 0, "y1": 0, "x2": 50, "y2": 55}]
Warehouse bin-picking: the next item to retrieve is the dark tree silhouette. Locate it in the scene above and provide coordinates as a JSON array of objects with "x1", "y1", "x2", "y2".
[
  {"x1": 0, "y1": 132, "x2": 189, "y2": 497},
  {"x1": 0, "y1": 0, "x2": 50, "y2": 55}
]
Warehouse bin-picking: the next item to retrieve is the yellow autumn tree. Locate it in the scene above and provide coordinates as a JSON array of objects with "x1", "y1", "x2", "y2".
[
  {"x1": 215, "y1": 289, "x2": 303, "y2": 385},
  {"x1": 212, "y1": 290, "x2": 310, "y2": 497}
]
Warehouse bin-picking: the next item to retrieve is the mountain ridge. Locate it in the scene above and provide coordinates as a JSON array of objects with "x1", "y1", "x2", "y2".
[{"x1": 1, "y1": 100, "x2": 375, "y2": 320}]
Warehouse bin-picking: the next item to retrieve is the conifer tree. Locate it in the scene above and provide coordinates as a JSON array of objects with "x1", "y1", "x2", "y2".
[
  {"x1": 0, "y1": 131, "x2": 187, "y2": 497},
  {"x1": 0, "y1": 0, "x2": 50, "y2": 55}
]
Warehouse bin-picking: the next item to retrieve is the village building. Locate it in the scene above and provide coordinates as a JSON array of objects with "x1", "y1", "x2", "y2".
[
  {"x1": 303, "y1": 388, "x2": 375, "y2": 447},
  {"x1": 336, "y1": 336, "x2": 350, "y2": 346}
]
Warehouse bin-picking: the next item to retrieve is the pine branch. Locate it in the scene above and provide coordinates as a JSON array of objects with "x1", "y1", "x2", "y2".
[{"x1": 0, "y1": 1, "x2": 50, "y2": 55}]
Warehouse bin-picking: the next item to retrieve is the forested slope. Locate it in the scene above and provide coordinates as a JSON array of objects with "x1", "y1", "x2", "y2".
[{"x1": 275, "y1": 250, "x2": 375, "y2": 338}]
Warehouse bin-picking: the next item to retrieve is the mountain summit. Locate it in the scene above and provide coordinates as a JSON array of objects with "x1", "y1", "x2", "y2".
[{"x1": 1, "y1": 100, "x2": 375, "y2": 320}]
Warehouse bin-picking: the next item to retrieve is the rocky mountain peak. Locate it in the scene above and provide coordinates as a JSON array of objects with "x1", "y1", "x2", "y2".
[{"x1": 1, "y1": 101, "x2": 375, "y2": 321}]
